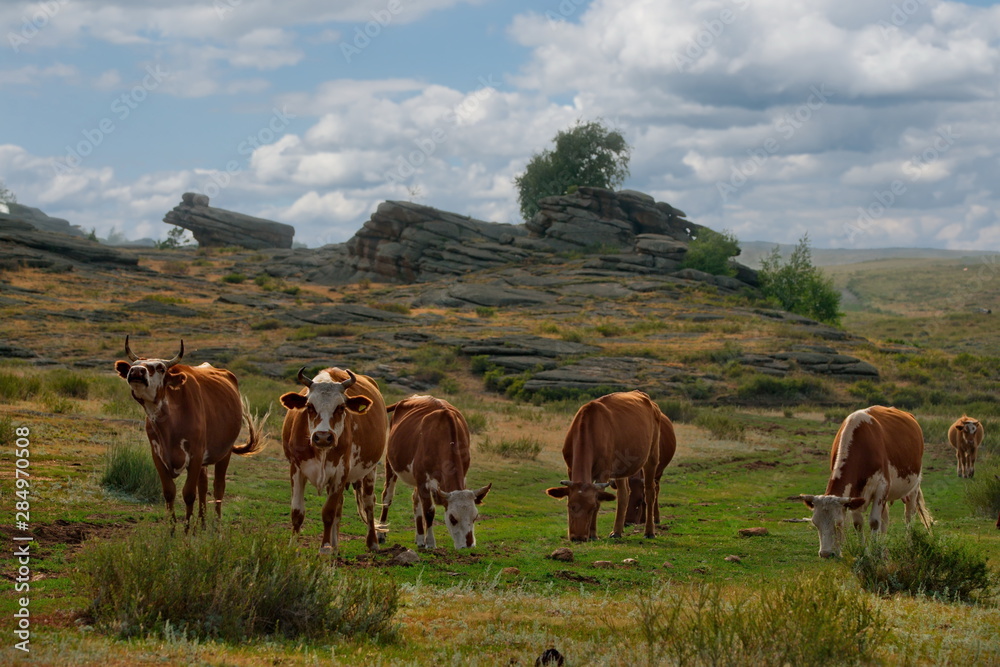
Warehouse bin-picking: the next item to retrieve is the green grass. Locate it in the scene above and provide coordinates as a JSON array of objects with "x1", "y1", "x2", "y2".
[
  {"x1": 221, "y1": 272, "x2": 247, "y2": 284},
  {"x1": 693, "y1": 409, "x2": 749, "y2": 442},
  {"x1": 0, "y1": 372, "x2": 42, "y2": 402},
  {"x1": 100, "y1": 437, "x2": 162, "y2": 503},
  {"x1": 478, "y1": 435, "x2": 542, "y2": 460},
  {"x1": 965, "y1": 458, "x2": 1000, "y2": 518}
]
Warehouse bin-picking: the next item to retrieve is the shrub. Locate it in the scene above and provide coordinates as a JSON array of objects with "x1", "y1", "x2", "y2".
[
  {"x1": 594, "y1": 322, "x2": 625, "y2": 337},
  {"x1": 758, "y1": 235, "x2": 842, "y2": 325},
  {"x1": 657, "y1": 399, "x2": 698, "y2": 424},
  {"x1": 845, "y1": 525, "x2": 998, "y2": 604},
  {"x1": 0, "y1": 373, "x2": 43, "y2": 402},
  {"x1": 251, "y1": 319, "x2": 283, "y2": 331},
  {"x1": 736, "y1": 375, "x2": 830, "y2": 404},
  {"x1": 470, "y1": 355, "x2": 493, "y2": 375},
  {"x1": 221, "y1": 273, "x2": 247, "y2": 284},
  {"x1": 965, "y1": 458, "x2": 1000, "y2": 518},
  {"x1": 48, "y1": 372, "x2": 89, "y2": 399},
  {"x1": 465, "y1": 412, "x2": 488, "y2": 434},
  {"x1": 479, "y1": 436, "x2": 542, "y2": 460},
  {"x1": 81, "y1": 522, "x2": 400, "y2": 642},
  {"x1": 693, "y1": 410, "x2": 748, "y2": 441},
  {"x1": 681, "y1": 228, "x2": 741, "y2": 277},
  {"x1": 100, "y1": 438, "x2": 161, "y2": 503},
  {"x1": 368, "y1": 301, "x2": 411, "y2": 315},
  {"x1": 475, "y1": 306, "x2": 497, "y2": 318}
]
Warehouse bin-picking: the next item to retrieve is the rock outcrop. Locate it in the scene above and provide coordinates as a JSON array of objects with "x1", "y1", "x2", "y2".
[
  {"x1": 0, "y1": 203, "x2": 87, "y2": 237},
  {"x1": 0, "y1": 219, "x2": 140, "y2": 271},
  {"x1": 163, "y1": 193, "x2": 295, "y2": 249}
]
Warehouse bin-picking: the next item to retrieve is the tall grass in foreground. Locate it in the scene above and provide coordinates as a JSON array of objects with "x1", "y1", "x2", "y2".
[
  {"x1": 99, "y1": 438, "x2": 162, "y2": 503},
  {"x1": 620, "y1": 574, "x2": 887, "y2": 667},
  {"x1": 965, "y1": 458, "x2": 1000, "y2": 518},
  {"x1": 81, "y1": 522, "x2": 400, "y2": 642},
  {"x1": 479, "y1": 435, "x2": 542, "y2": 460},
  {"x1": 845, "y1": 525, "x2": 998, "y2": 604}
]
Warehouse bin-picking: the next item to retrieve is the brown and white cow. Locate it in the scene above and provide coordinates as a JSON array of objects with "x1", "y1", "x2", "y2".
[
  {"x1": 948, "y1": 415, "x2": 984, "y2": 479},
  {"x1": 115, "y1": 336, "x2": 266, "y2": 525},
  {"x1": 801, "y1": 405, "x2": 932, "y2": 558},
  {"x1": 280, "y1": 367, "x2": 387, "y2": 555},
  {"x1": 378, "y1": 395, "x2": 492, "y2": 549},
  {"x1": 620, "y1": 411, "x2": 677, "y2": 526},
  {"x1": 546, "y1": 391, "x2": 660, "y2": 541}
]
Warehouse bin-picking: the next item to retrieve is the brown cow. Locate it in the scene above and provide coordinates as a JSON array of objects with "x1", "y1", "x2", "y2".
[
  {"x1": 545, "y1": 391, "x2": 660, "y2": 541},
  {"x1": 378, "y1": 395, "x2": 492, "y2": 549},
  {"x1": 115, "y1": 336, "x2": 266, "y2": 525},
  {"x1": 801, "y1": 405, "x2": 932, "y2": 558},
  {"x1": 948, "y1": 415, "x2": 984, "y2": 478},
  {"x1": 620, "y1": 411, "x2": 677, "y2": 526},
  {"x1": 280, "y1": 367, "x2": 387, "y2": 555}
]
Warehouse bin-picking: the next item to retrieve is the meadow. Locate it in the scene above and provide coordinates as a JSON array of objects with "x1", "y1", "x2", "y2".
[{"x1": 0, "y1": 248, "x2": 998, "y2": 665}]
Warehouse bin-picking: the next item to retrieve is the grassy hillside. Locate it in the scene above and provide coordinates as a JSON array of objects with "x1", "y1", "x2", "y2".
[{"x1": 0, "y1": 248, "x2": 998, "y2": 665}]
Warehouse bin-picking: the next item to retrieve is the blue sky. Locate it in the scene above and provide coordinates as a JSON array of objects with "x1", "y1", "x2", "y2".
[{"x1": 3, "y1": 0, "x2": 1000, "y2": 250}]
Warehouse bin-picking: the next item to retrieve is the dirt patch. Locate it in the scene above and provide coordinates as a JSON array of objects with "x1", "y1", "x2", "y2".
[
  {"x1": 743, "y1": 460, "x2": 780, "y2": 471},
  {"x1": 552, "y1": 570, "x2": 600, "y2": 585},
  {"x1": 0, "y1": 518, "x2": 136, "y2": 552}
]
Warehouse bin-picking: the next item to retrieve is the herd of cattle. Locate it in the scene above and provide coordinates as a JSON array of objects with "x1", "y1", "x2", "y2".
[{"x1": 115, "y1": 338, "x2": 998, "y2": 559}]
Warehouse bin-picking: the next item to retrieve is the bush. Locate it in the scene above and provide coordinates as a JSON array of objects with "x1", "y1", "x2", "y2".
[
  {"x1": 693, "y1": 410, "x2": 748, "y2": 441},
  {"x1": 479, "y1": 436, "x2": 542, "y2": 460},
  {"x1": 48, "y1": 373, "x2": 89, "y2": 399},
  {"x1": 100, "y1": 439, "x2": 161, "y2": 503},
  {"x1": 681, "y1": 228, "x2": 741, "y2": 277},
  {"x1": 624, "y1": 574, "x2": 888, "y2": 667},
  {"x1": 758, "y1": 235, "x2": 841, "y2": 325},
  {"x1": 965, "y1": 458, "x2": 1000, "y2": 518},
  {"x1": 0, "y1": 372, "x2": 42, "y2": 403},
  {"x1": 81, "y1": 522, "x2": 400, "y2": 642},
  {"x1": 475, "y1": 306, "x2": 497, "y2": 318},
  {"x1": 657, "y1": 399, "x2": 698, "y2": 423},
  {"x1": 736, "y1": 375, "x2": 830, "y2": 404},
  {"x1": 465, "y1": 412, "x2": 489, "y2": 434},
  {"x1": 368, "y1": 301, "x2": 411, "y2": 315},
  {"x1": 845, "y1": 525, "x2": 998, "y2": 604},
  {"x1": 221, "y1": 273, "x2": 247, "y2": 284}
]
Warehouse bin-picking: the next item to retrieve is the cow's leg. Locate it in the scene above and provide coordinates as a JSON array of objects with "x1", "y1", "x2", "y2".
[
  {"x1": 851, "y1": 507, "x2": 865, "y2": 544},
  {"x1": 969, "y1": 446, "x2": 976, "y2": 479},
  {"x1": 412, "y1": 488, "x2": 425, "y2": 548},
  {"x1": 379, "y1": 462, "x2": 398, "y2": 527},
  {"x1": 181, "y1": 461, "x2": 202, "y2": 531},
  {"x1": 357, "y1": 472, "x2": 380, "y2": 551},
  {"x1": 869, "y1": 491, "x2": 888, "y2": 533},
  {"x1": 289, "y1": 466, "x2": 306, "y2": 540},
  {"x1": 610, "y1": 476, "x2": 629, "y2": 538},
  {"x1": 212, "y1": 453, "x2": 232, "y2": 520},
  {"x1": 150, "y1": 448, "x2": 177, "y2": 523},
  {"x1": 642, "y1": 471, "x2": 657, "y2": 539},
  {"x1": 589, "y1": 507, "x2": 598, "y2": 541},
  {"x1": 197, "y1": 467, "x2": 208, "y2": 527},
  {"x1": 320, "y1": 485, "x2": 345, "y2": 556},
  {"x1": 903, "y1": 492, "x2": 918, "y2": 525},
  {"x1": 419, "y1": 486, "x2": 437, "y2": 549}
]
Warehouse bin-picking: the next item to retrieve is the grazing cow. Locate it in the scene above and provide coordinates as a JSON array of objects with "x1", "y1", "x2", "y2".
[
  {"x1": 114, "y1": 336, "x2": 266, "y2": 524},
  {"x1": 621, "y1": 412, "x2": 677, "y2": 526},
  {"x1": 280, "y1": 367, "x2": 387, "y2": 555},
  {"x1": 545, "y1": 391, "x2": 660, "y2": 541},
  {"x1": 801, "y1": 405, "x2": 932, "y2": 558},
  {"x1": 948, "y1": 415, "x2": 984, "y2": 478},
  {"x1": 379, "y1": 395, "x2": 492, "y2": 549}
]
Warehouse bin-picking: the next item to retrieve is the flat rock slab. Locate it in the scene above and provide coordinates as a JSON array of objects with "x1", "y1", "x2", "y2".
[
  {"x1": 461, "y1": 335, "x2": 599, "y2": 358},
  {"x1": 288, "y1": 304, "x2": 410, "y2": 325},
  {"x1": 417, "y1": 283, "x2": 558, "y2": 308},
  {"x1": 559, "y1": 283, "x2": 633, "y2": 299}
]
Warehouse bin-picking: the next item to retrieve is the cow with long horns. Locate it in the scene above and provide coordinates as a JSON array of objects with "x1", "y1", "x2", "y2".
[
  {"x1": 115, "y1": 336, "x2": 266, "y2": 525},
  {"x1": 546, "y1": 391, "x2": 661, "y2": 541},
  {"x1": 279, "y1": 367, "x2": 388, "y2": 555}
]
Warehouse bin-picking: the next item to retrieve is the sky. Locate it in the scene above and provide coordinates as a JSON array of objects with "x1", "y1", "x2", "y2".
[{"x1": 2, "y1": 0, "x2": 1000, "y2": 250}]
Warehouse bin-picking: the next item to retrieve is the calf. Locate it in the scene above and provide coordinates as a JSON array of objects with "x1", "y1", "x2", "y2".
[
  {"x1": 621, "y1": 411, "x2": 677, "y2": 526},
  {"x1": 379, "y1": 395, "x2": 491, "y2": 549},
  {"x1": 948, "y1": 415, "x2": 984, "y2": 478},
  {"x1": 280, "y1": 367, "x2": 387, "y2": 555},
  {"x1": 801, "y1": 405, "x2": 932, "y2": 558},
  {"x1": 546, "y1": 391, "x2": 660, "y2": 541}
]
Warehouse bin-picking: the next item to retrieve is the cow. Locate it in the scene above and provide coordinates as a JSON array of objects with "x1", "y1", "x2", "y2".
[
  {"x1": 620, "y1": 411, "x2": 677, "y2": 526},
  {"x1": 114, "y1": 336, "x2": 266, "y2": 525},
  {"x1": 279, "y1": 367, "x2": 387, "y2": 555},
  {"x1": 545, "y1": 391, "x2": 660, "y2": 541},
  {"x1": 378, "y1": 395, "x2": 492, "y2": 549},
  {"x1": 948, "y1": 415, "x2": 984, "y2": 479},
  {"x1": 800, "y1": 405, "x2": 932, "y2": 558}
]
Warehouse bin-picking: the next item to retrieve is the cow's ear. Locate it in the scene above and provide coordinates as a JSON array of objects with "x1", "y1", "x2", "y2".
[
  {"x1": 345, "y1": 395, "x2": 374, "y2": 415},
  {"x1": 844, "y1": 497, "x2": 866, "y2": 510},
  {"x1": 166, "y1": 371, "x2": 187, "y2": 389},
  {"x1": 280, "y1": 392, "x2": 308, "y2": 410},
  {"x1": 546, "y1": 487, "x2": 570, "y2": 499},
  {"x1": 597, "y1": 491, "x2": 616, "y2": 502},
  {"x1": 115, "y1": 361, "x2": 131, "y2": 378},
  {"x1": 800, "y1": 494, "x2": 816, "y2": 509},
  {"x1": 474, "y1": 483, "x2": 492, "y2": 505}
]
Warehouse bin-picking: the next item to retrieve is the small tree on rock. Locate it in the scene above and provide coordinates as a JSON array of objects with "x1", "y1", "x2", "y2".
[
  {"x1": 0, "y1": 181, "x2": 16, "y2": 205},
  {"x1": 759, "y1": 235, "x2": 842, "y2": 325},
  {"x1": 681, "y1": 228, "x2": 741, "y2": 277},
  {"x1": 514, "y1": 120, "x2": 630, "y2": 221}
]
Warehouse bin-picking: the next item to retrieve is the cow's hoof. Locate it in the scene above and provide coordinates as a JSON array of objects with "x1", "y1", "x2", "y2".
[
  {"x1": 377, "y1": 533, "x2": 387, "y2": 545},
  {"x1": 609, "y1": 532, "x2": 622, "y2": 539},
  {"x1": 645, "y1": 533, "x2": 655, "y2": 539},
  {"x1": 319, "y1": 545, "x2": 334, "y2": 556}
]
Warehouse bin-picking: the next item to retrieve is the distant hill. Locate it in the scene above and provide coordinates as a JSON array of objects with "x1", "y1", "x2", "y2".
[{"x1": 739, "y1": 241, "x2": 997, "y2": 269}]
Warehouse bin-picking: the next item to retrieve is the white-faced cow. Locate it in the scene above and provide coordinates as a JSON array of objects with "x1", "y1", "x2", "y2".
[
  {"x1": 378, "y1": 395, "x2": 492, "y2": 549},
  {"x1": 948, "y1": 415, "x2": 984, "y2": 479},
  {"x1": 115, "y1": 336, "x2": 266, "y2": 525},
  {"x1": 621, "y1": 411, "x2": 677, "y2": 526},
  {"x1": 801, "y1": 405, "x2": 932, "y2": 558},
  {"x1": 280, "y1": 367, "x2": 387, "y2": 555},
  {"x1": 546, "y1": 391, "x2": 660, "y2": 541}
]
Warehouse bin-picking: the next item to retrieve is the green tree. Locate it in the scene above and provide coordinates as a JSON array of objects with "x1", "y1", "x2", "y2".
[
  {"x1": 155, "y1": 226, "x2": 193, "y2": 249},
  {"x1": 681, "y1": 228, "x2": 741, "y2": 277},
  {"x1": 514, "y1": 120, "x2": 631, "y2": 221},
  {"x1": 0, "y1": 180, "x2": 16, "y2": 205},
  {"x1": 759, "y1": 235, "x2": 842, "y2": 325}
]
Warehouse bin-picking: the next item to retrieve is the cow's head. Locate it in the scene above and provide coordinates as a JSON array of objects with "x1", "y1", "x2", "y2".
[
  {"x1": 279, "y1": 368, "x2": 372, "y2": 449},
  {"x1": 114, "y1": 336, "x2": 186, "y2": 404},
  {"x1": 961, "y1": 417, "x2": 981, "y2": 439},
  {"x1": 432, "y1": 483, "x2": 492, "y2": 549},
  {"x1": 801, "y1": 494, "x2": 865, "y2": 558},
  {"x1": 546, "y1": 480, "x2": 615, "y2": 542}
]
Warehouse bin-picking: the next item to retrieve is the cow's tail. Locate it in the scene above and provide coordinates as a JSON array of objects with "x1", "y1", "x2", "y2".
[
  {"x1": 233, "y1": 395, "x2": 269, "y2": 456},
  {"x1": 915, "y1": 486, "x2": 934, "y2": 530}
]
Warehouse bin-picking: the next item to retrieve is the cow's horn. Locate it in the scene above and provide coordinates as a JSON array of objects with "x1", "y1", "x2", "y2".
[
  {"x1": 297, "y1": 367, "x2": 313, "y2": 389},
  {"x1": 340, "y1": 369, "x2": 357, "y2": 390},
  {"x1": 165, "y1": 340, "x2": 184, "y2": 368},
  {"x1": 125, "y1": 335, "x2": 140, "y2": 362},
  {"x1": 594, "y1": 482, "x2": 611, "y2": 489},
  {"x1": 560, "y1": 480, "x2": 572, "y2": 486}
]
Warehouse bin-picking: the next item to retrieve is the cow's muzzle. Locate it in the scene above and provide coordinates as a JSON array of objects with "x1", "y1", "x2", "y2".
[
  {"x1": 311, "y1": 431, "x2": 334, "y2": 448},
  {"x1": 127, "y1": 369, "x2": 148, "y2": 386}
]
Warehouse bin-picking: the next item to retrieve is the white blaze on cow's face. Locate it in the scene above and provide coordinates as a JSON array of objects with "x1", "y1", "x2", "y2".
[
  {"x1": 433, "y1": 484, "x2": 492, "y2": 549},
  {"x1": 801, "y1": 494, "x2": 866, "y2": 558},
  {"x1": 963, "y1": 421, "x2": 979, "y2": 438},
  {"x1": 280, "y1": 371, "x2": 373, "y2": 449},
  {"x1": 115, "y1": 359, "x2": 172, "y2": 404}
]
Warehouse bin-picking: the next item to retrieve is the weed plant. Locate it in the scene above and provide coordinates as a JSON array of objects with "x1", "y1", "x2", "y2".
[
  {"x1": 965, "y1": 458, "x2": 1000, "y2": 518},
  {"x1": 100, "y1": 438, "x2": 161, "y2": 503},
  {"x1": 479, "y1": 435, "x2": 542, "y2": 460}
]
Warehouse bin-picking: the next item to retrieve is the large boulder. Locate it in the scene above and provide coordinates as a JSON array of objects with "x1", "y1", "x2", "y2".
[
  {"x1": 0, "y1": 202, "x2": 86, "y2": 237},
  {"x1": 163, "y1": 193, "x2": 295, "y2": 249},
  {"x1": 0, "y1": 219, "x2": 140, "y2": 271}
]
